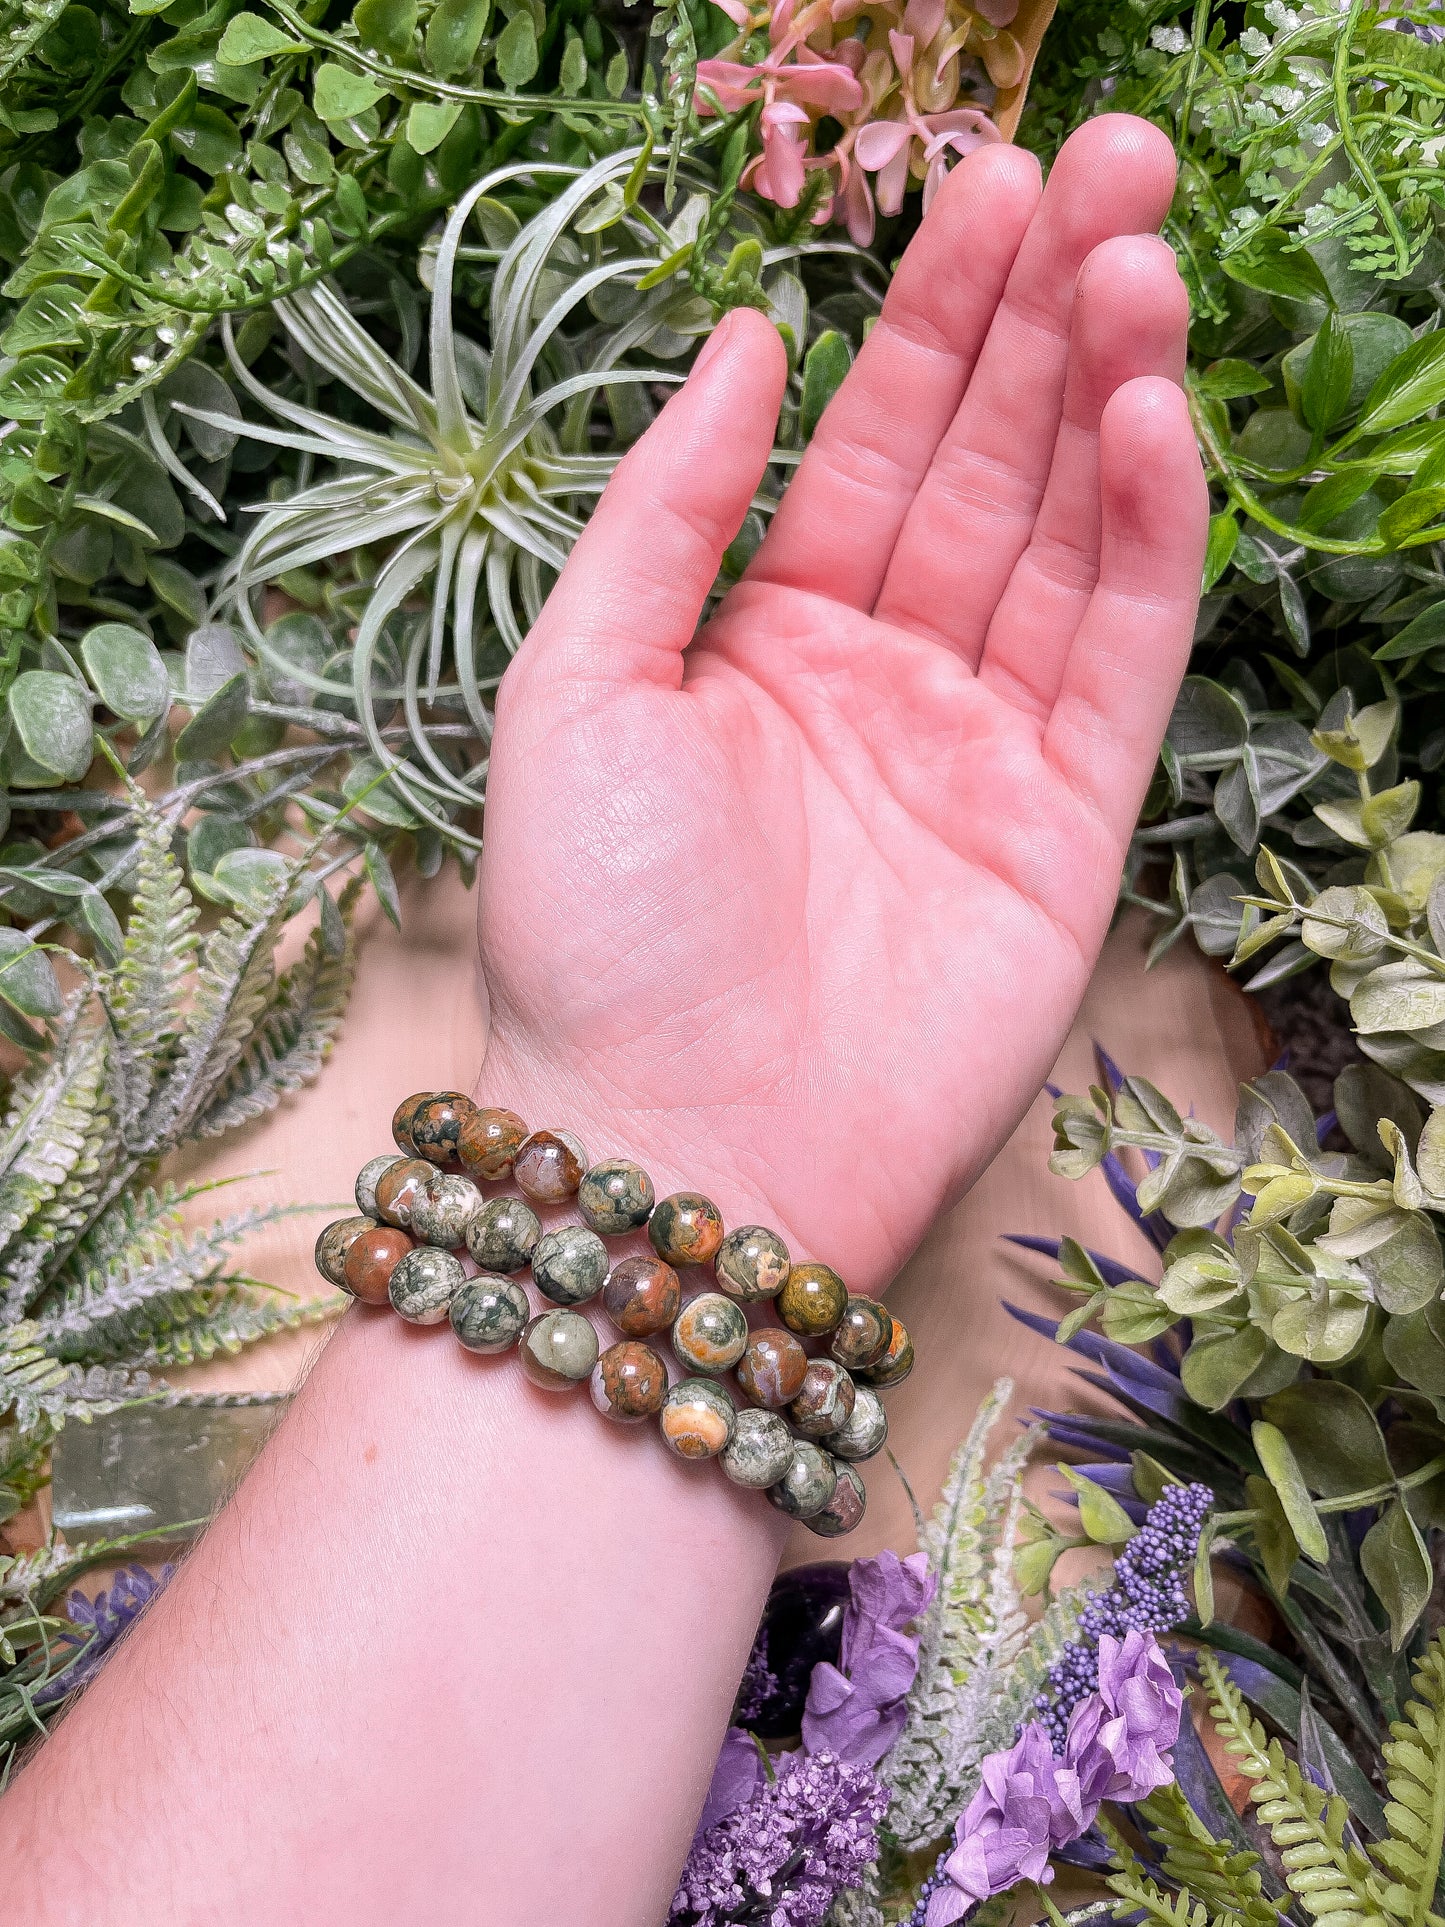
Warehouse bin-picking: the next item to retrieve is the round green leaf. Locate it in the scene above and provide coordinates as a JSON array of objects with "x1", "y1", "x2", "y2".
[
  {"x1": 216, "y1": 10, "x2": 306, "y2": 60},
  {"x1": 313, "y1": 62, "x2": 385, "y2": 121},
  {"x1": 495, "y1": 11, "x2": 538, "y2": 86},
  {"x1": 0, "y1": 927, "x2": 62, "y2": 1019},
  {"x1": 80, "y1": 622, "x2": 170, "y2": 722},
  {"x1": 424, "y1": 0, "x2": 489, "y2": 72},
  {"x1": 210, "y1": 847, "x2": 290, "y2": 912},
  {"x1": 188, "y1": 813, "x2": 253, "y2": 877},
  {"x1": 8, "y1": 669, "x2": 94, "y2": 782},
  {"x1": 1260, "y1": 1380, "x2": 1393, "y2": 1494}
]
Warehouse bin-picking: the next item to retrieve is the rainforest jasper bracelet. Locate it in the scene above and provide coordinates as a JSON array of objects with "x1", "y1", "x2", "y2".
[{"x1": 313, "y1": 1091, "x2": 915, "y2": 1539}]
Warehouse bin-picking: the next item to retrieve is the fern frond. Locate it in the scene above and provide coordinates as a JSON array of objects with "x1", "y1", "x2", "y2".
[
  {"x1": 191, "y1": 878, "x2": 360, "y2": 1138},
  {"x1": 1200, "y1": 1649, "x2": 1393, "y2": 1927},
  {"x1": 34, "y1": 1203, "x2": 306, "y2": 1363},
  {"x1": 1371, "y1": 1631, "x2": 1445, "y2": 1927},
  {"x1": 98, "y1": 792, "x2": 196, "y2": 1134},
  {"x1": 117, "y1": 1279, "x2": 341, "y2": 1369},
  {"x1": 1135, "y1": 1782, "x2": 1286, "y2": 1927},
  {"x1": 0, "y1": 1008, "x2": 109, "y2": 1314},
  {"x1": 139, "y1": 878, "x2": 293, "y2": 1153},
  {"x1": 1100, "y1": 1813, "x2": 1246, "y2": 1927},
  {"x1": 883, "y1": 1379, "x2": 1073, "y2": 1849}
]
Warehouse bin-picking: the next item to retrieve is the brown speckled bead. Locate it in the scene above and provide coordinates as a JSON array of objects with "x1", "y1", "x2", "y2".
[
  {"x1": 409, "y1": 1093, "x2": 477, "y2": 1171},
  {"x1": 767, "y1": 1440, "x2": 838, "y2": 1519},
  {"x1": 578, "y1": 1159, "x2": 655, "y2": 1235},
  {"x1": 457, "y1": 1106, "x2": 528, "y2": 1181},
  {"x1": 735, "y1": 1328, "x2": 808, "y2": 1409},
  {"x1": 659, "y1": 1378, "x2": 736, "y2": 1460},
  {"x1": 392, "y1": 1091, "x2": 465, "y2": 1156},
  {"x1": 672, "y1": 1292, "x2": 748, "y2": 1375},
  {"x1": 514, "y1": 1129, "x2": 588, "y2": 1204},
  {"x1": 602, "y1": 1255, "x2": 681, "y2": 1337},
  {"x1": 410, "y1": 1170, "x2": 483, "y2": 1248},
  {"x1": 803, "y1": 1460, "x2": 867, "y2": 1537},
  {"x1": 315, "y1": 1215, "x2": 372, "y2": 1287},
  {"x1": 374, "y1": 1157, "x2": 434, "y2": 1230},
  {"x1": 789, "y1": 1358, "x2": 856, "y2": 1438},
  {"x1": 649, "y1": 1192, "x2": 725, "y2": 1268},
  {"x1": 465, "y1": 1195, "x2": 541, "y2": 1273},
  {"x1": 590, "y1": 1340, "x2": 668, "y2": 1423},
  {"x1": 860, "y1": 1316, "x2": 915, "y2": 1389},
  {"x1": 715, "y1": 1225, "x2": 790, "y2": 1302},
  {"x1": 518, "y1": 1308, "x2": 599, "y2": 1389},
  {"x1": 343, "y1": 1224, "x2": 414, "y2": 1305},
  {"x1": 829, "y1": 1296, "x2": 892, "y2": 1371},
  {"x1": 776, "y1": 1262, "x2": 848, "y2": 1337}
]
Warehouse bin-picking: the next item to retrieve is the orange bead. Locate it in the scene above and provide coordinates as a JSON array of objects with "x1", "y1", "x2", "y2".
[
  {"x1": 457, "y1": 1106, "x2": 528, "y2": 1181},
  {"x1": 343, "y1": 1225, "x2": 414, "y2": 1304}
]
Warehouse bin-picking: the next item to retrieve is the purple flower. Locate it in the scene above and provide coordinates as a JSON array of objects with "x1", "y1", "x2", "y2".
[
  {"x1": 801, "y1": 1551, "x2": 936, "y2": 1766},
  {"x1": 736, "y1": 1631, "x2": 780, "y2": 1727},
  {"x1": 699, "y1": 1726, "x2": 767, "y2": 1832},
  {"x1": 1065, "y1": 1631, "x2": 1183, "y2": 1806},
  {"x1": 35, "y1": 1564, "x2": 173, "y2": 1706},
  {"x1": 919, "y1": 1631, "x2": 1183, "y2": 1926},
  {"x1": 670, "y1": 1749, "x2": 888, "y2": 1927},
  {"x1": 924, "y1": 1724, "x2": 1086, "y2": 1925}
]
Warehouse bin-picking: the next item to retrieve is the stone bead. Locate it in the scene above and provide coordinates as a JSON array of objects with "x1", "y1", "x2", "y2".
[
  {"x1": 720, "y1": 1408, "x2": 796, "y2": 1489},
  {"x1": 860, "y1": 1316, "x2": 915, "y2": 1389},
  {"x1": 715, "y1": 1225, "x2": 790, "y2": 1303},
  {"x1": 602, "y1": 1255, "x2": 681, "y2": 1337},
  {"x1": 735, "y1": 1328, "x2": 808, "y2": 1409},
  {"x1": 450, "y1": 1276, "x2": 530, "y2": 1354},
  {"x1": 388, "y1": 1245, "x2": 464, "y2": 1325},
  {"x1": 409, "y1": 1093, "x2": 477, "y2": 1171},
  {"x1": 767, "y1": 1440, "x2": 838, "y2": 1519},
  {"x1": 659, "y1": 1378, "x2": 736, "y2": 1460},
  {"x1": 788, "y1": 1359, "x2": 856, "y2": 1438},
  {"x1": 829, "y1": 1296, "x2": 892, "y2": 1371},
  {"x1": 355, "y1": 1154, "x2": 403, "y2": 1221},
  {"x1": 829, "y1": 1384, "x2": 888, "y2": 1462},
  {"x1": 315, "y1": 1215, "x2": 373, "y2": 1287},
  {"x1": 514, "y1": 1129, "x2": 588, "y2": 1203},
  {"x1": 531, "y1": 1224, "x2": 609, "y2": 1306},
  {"x1": 465, "y1": 1196, "x2": 541, "y2": 1273},
  {"x1": 409, "y1": 1171, "x2": 483, "y2": 1248},
  {"x1": 776, "y1": 1262, "x2": 848, "y2": 1338},
  {"x1": 392, "y1": 1090, "x2": 466, "y2": 1157},
  {"x1": 343, "y1": 1224, "x2": 414, "y2": 1305},
  {"x1": 648, "y1": 1192, "x2": 724, "y2": 1268},
  {"x1": 802, "y1": 1461, "x2": 867, "y2": 1537},
  {"x1": 672, "y1": 1292, "x2": 749, "y2": 1375},
  {"x1": 590, "y1": 1340, "x2": 668, "y2": 1423},
  {"x1": 374, "y1": 1157, "x2": 434, "y2": 1230},
  {"x1": 519, "y1": 1309, "x2": 599, "y2": 1389},
  {"x1": 457, "y1": 1106, "x2": 528, "y2": 1181},
  {"x1": 578, "y1": 1159, "x2": 655, "y2": 1235}
]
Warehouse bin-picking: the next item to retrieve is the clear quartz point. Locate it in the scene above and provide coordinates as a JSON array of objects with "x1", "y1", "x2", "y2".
[{"x1": 51, "y1": 1400, "x2": 288, "y2": 1538}]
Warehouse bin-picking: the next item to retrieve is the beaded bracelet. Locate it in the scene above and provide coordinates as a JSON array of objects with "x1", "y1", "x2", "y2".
[{"x1": 314, "y1": 1091, "x2": 915, "y2": 1539}]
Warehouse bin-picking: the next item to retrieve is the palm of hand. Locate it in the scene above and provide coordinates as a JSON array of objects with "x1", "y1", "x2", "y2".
[{"x1": 476, "y1": 120, "x2": 1207, "y2": 1290}]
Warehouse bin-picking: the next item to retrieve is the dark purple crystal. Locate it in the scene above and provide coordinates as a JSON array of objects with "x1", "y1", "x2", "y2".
[{"x1": 737, "y1": 1561, "x2": 852, "y2": 1739}]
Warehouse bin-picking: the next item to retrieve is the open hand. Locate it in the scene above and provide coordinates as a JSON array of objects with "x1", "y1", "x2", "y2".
[{"x1": 474, "y1": 114, "x2": 1207, "y2": 1292}]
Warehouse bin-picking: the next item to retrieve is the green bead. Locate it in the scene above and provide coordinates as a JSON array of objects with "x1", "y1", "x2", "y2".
[
  {"x1": 450, "y1": 1276, "x2": 530, "y2": 1354},
  {"x1": 659, "y1": 1378, "x2": 736, "y2": 1460},
  {"x1": 355, "y1": 1154, "x2": 403, "y2": 1220},
  {"x1": 672, "y1": 1291, "x2": 748, "y2": 1375},
  {"x1": 388, "y1": 1245, "x2": 464, "y2": 1324},
  {"x1": 409, "y1": 1171, "x2": 483, "y2": 1247},
  {"x1": 578, "y1": 1159, "x2": 655, "y2": 1234},
  {"x1": 803, "y1": 1460, "x2": 866, "y2": 1537},
  {"x1": 829, "y1": 1296, "x2": 892, "y2": 1370},
  {"x1": 776, "y1": 1262, "x2": 847, "y2": 1337},
  {"x1": 465, "y1": 1196, "x2": 541, "y2": 1273},
  {"x1": 719, "y1": 1408, "x2": 793, "y2": 1488},
  {"x1": 532, "y1": 1224, "x2": 609, "y2": 1305},
  {"x1": 315, "y1": 1215, "x2": 372, "y2": 1287},
  {"x1": 829, "y1": 1384, "x2": 888, "y2": 1461},
  {"x1": 519, "y1": 1309, "x2": 599, "y2": 1388},
  {"x1": 715, "y1": 1225, "x2": 790, "y2": 1302},
  {"x1": 767, "y1": 1440, "x2": 838, "y2": 1519}
]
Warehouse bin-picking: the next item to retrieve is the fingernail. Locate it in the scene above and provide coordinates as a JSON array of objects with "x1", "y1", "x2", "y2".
[{"x1": 693, "y1": 311, "x2": 739, "y2": 376}]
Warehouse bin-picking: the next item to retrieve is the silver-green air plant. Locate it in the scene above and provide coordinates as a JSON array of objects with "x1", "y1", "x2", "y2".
[{"x1": 182, "y1": 145, "x2": 703, "y2": 848}]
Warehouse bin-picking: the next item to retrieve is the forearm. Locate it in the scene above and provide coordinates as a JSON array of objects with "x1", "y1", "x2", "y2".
[{"x1": 3, "y1": 1084, "x2": 796, "y2": 1927}]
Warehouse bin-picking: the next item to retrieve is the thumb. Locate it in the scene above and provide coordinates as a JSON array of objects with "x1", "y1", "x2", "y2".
[{"x1": 511, "y1": 307, "x2": 788, "y2": 703}]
